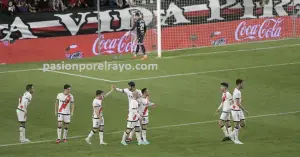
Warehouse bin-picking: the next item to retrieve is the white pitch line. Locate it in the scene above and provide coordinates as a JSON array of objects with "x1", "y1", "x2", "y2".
[
  {"x1": 164, "y1": 43, "x2": 300, "y2": 59},
  {"x1": 114, "y1": 61, "x2": 300, "y2": 82},
  {"x1": 45, "y1": 70, "x2": 115, "y2": 83},
  {"x1": 0, "y1": 68, "x2": 41, "y2": 74},
  {"x1": 1, "y1": 43, "x2": 300, "y2": 75},
  {"x1": 0, "y1": 110, "x2": 299, "y2": 148}
]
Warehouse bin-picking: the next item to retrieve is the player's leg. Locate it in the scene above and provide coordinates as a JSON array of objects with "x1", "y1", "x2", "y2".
[
  {"x1": 57, "y1": 114, "x2": 63, "y2": 143},
  {"x1": 134, "y1": 121, "x2": 144, "y2": 145},
  {"x1": 219, "y1": 112, "x2": 230, "y2": 141},
  {"x1": 17, "y1": 109, "x2": 29, "y2": 142},
  {"x1": 62, "y1": 115, "x2": 70, "y2": 142},
  {"x1": 141, "y1": 116, "x2": 149, "y2": 143},
  {"x1": 239, "y1": 111, "x2": 246, "y2": 128},
  {"x1": 121, "y1": 121, "x2": 134, "y2": 145},
  {"x1": 230, "y1": 111, "x2": 243, "y2": 144},
  {"x1": 139, "y1": 36, "x2": 147, "y2": 60},
  {"x1": 126, "y1": 128, "x2": 135, "y2": 142},
  {"x1": 226, "y1": 112, "x2": 233, "y2": 135},
  {"x1": 85, "y1": 118, "x2": 100, "y2": 144},
  {"x1": 99, "y1": 117, "x2": 107, "y2": 145}
]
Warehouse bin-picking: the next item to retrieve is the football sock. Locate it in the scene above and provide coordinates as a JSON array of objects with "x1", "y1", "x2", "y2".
[
  {"x1": 87, "y1": 130, "x2": 95, "y2": 138},
  {"x1": 99, "y1": 131, "x2": 104, "y2": 143},
  {"x1": 121, "y1": 132, "x2": 129, "y2": 142},
  {"x1": 57, "y1": 127, "x2": 62, "y2": 140},
  {"x1": 142, "y1": 129, "x2": 147, "y2": 141},
  {"x1": 63, "y1": 128, "x2": 68, "y2": 139}
]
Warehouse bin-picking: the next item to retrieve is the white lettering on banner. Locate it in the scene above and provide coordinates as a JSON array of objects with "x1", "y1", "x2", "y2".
[
  {"x1": 1, "y1": 17, "x2": 37, "y2": 41},
  {"x1": 0, "y1": 0, "x2": 298, "y2": 40},
  {"x1": 208, "y1": 0, "x2": 224, "y2": 20},
  {"x1": 92, "y1": 34, "x2": 137, "y2": 55},
  {"x1": 235, "y1": 18, "x2": 283, "y2": 41},
  {"x1": 241, "y1": 0, "x2": 256, "y2": 19},
  {"x1": 289, "y1": 0, "x2": 300, "y2": 14},
  {"x1": 54, "y1": 12, "x2": 89, "y2": 35},
  {"x1": 93, "y1": 7, "x2": 153, "y2": 33},
  {"x1": 161, "y1": 2, "x2": 190, "y2": 25},
  {"x1": 260, "y1": 0, "x2": 290, "y2": 18}
]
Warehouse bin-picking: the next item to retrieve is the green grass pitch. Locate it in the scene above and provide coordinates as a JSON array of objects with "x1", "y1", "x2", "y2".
[{"x1": 0, "y1": 39, "x2": 300, "y2": 157}]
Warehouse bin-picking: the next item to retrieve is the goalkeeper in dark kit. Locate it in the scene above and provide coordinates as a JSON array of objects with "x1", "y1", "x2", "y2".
[{"x1": 126, "y1": 12, "x2": 147, "y2": 60}]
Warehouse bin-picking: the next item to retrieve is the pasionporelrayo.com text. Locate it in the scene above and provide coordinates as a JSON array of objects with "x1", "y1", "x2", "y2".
[{"x1": 43, "y1": 61, "x2": 158, "y2": 72}]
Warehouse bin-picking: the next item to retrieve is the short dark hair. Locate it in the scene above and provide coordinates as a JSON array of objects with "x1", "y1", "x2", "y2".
[
  {"x1": 64, "y1": 84, "x2": 71, "y2": 89},
  {"x1": 96, "y1": 90, "x2": 103, "y2": 96},
  {"x1": 141, "y1": 88, "x2": 147, "y2": 94},
  {"x1": 135, "y1": 12, "x2": 140, "y2": 17},
  {"x1": 220, "y1": 82, "x2": 228, "y2": 88},
  {"x1": 236, "y1": 79, "x2": 243, "y2": 85},
  {"x1": 128, "y1": 81, "x2": 135, "y2": 87},
  {"x1": 26, "y1": 84, "x2": 33, "y2": 91}
]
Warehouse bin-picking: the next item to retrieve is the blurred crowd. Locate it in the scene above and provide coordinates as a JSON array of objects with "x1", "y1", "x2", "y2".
[{"x1": 0, "y1": 0, "x2": 155, "y2": 15}]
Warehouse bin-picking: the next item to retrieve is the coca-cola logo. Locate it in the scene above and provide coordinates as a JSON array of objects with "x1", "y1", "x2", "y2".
[
  {"x1": 235, "y1": 18, "x2": 283, "y2": 41},
  {"x1": 92, "y1": 33, "x2": 137, "y2": 55}
]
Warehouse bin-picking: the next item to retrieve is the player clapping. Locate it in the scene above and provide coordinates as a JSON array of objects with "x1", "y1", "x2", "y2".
[
  {"x1": 55, "y1": 84, "x2": 74, "y2": 144},
  {"x1": 215, "y1": 82, "x2": 233, "y2": 142},
  {"x1": 85, "y1": 86, "x2": 114, "y2": 145},
  {"x1": 137, "y1": 88, "x2": 156, "y2": 144},
  {"x1": 16, "y1": 84, "x2": 34, "y2": 143},
  {"x1": 121, "y1": 91, "x2": 145, "y2": 145}
]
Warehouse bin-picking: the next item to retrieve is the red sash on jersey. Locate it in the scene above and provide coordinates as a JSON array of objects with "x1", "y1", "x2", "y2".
[
  {"x1": 58, "y1": 95, "x2": 71, "y2": 112},
  {"x1": 142, "y1": 98, "x2": 150, "y2": 116},
  {"x1": 143, "y1": 107, "x2": 148, "y2": 116},
  {"x1": 222, "y1": 94, "x2": 226, "y2": 104}
]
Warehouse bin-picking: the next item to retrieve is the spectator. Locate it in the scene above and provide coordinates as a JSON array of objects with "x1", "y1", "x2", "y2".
[
  {"x1": 68, "y1": 0, "x2": 76, "y2": 8},
  {"x1": 1, "y1": 0, "x2": 9, "y2": 11},
  {"x1": 28, "y1": 0, "x2": 37, "y2": 12},
  {"x1": 38, "y1": 0, "x2": 49, "y2": 11},
  {"x1": 110, "y1": 0, "x2": 122, "y2": 8},
  {"x1": 75, "y1": 0, "x2": 88, "y2": 8},
  {"x1": 16, "y1": 0, "x2": 29, "y2": 13},
  {"x1": 8, "y1": 1, "x2": 16, "y2": 15},
  {"x1": 50, "y1": 0, "x2": 66, "y2": 11}
]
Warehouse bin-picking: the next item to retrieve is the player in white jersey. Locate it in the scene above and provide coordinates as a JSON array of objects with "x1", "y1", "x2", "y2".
[
  {"x1": 55, "y1": 84, "x2": 74, "y2": 144},
  {"x1": 121, "y1": 91, "x2": 146, "y2": 146},
  {"x1": 16, "y1": 84, "x2": 34, "y2": 143},
  {"x1": 85, "y1": 86, "x2": 114, "y2": 145},
  {"x1": 137, "y1": 88, "x2": 156, "y2": 144},
  {"x1": 114, "y1": 81, "x2": 142, "y2": 142},
  {"x1": 228, "y1": 79, "x2": 248, "y2": 144},
  {"x1": 215, "y1": 82, "x2": 233, "y2": 142}
]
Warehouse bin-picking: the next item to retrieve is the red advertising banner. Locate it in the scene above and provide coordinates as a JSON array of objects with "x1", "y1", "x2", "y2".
[{"x1": 0, "y1": 16, "x2": 299, "y2": 64}]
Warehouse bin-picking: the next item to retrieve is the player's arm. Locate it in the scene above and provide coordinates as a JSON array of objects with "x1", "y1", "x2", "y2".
[
  {"x1": 71, "y1": 96, "x2": 75, "y2": 116},
  {"x1": 103, "y1": 85, "x2": 115, "y2": 99},
  {"x1": 22, "y1": 97, "x2": 30, "y2": 115},
  {"x1": 71, "y1": 102, "x2": 75, "y2": 116},
  {"x1": 55, "y1": 99, "x2": 58, "y2": 116},
  {"x1": 215, "y1": 103, "x2": 223, "y2": 114},
  {"x1": 132, "y1": 106, "x2": 142, "y2": 119},
  {"x1": 145, "y1": 100, "x2": 155, "y2": 107},
  {"x1": 130, "y1": 21, "x2": 137, "y2": 31},
  {"x1": 235, "y1": 98, "x2": 248, "y2": 113},
  {"x1": 104, "y1": 89, "x2": 114, "y2": 99},
  {"x1": 113, "y1": 85, "x2": 123, "y2": 93}
]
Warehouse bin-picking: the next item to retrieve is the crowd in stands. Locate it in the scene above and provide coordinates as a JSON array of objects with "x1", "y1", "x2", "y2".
[{"x1": 0, "y1": 0, "x2": 154, "y2": 15}]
